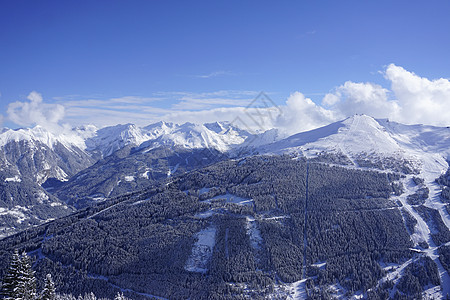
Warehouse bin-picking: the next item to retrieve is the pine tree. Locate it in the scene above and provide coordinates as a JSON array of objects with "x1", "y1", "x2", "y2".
[
  {"x1": 18, "y1": 251, "x2": 37, "y2": 300},
  {"x1": 41, "y1": 274, "x2": 56, "y2": 300},
  {"x1": 1, "y1": 249, "x2": 21, "y2": 299}
]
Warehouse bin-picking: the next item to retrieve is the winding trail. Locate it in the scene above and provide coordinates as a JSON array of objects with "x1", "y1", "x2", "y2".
[{"x1": 395, "y1": 175, "x2": 450, "y2": 298}]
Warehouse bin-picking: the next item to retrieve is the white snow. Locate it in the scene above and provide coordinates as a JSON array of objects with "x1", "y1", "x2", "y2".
[
  {"x1": 184, "y1": 225, "x2": 217, "y2": 273},
  {"x1": 388, "y1": 173, "x2": 450, "y2": 298},
  {"x1": 167, "y1": 163, "x2": 179, "y2": 177},
  {"x1": 0, "y1": 206, "x2": 28, "y2": 224},
  {"x1": 124, "y1": 176, "x2": 135, "y2": 182},
  {"x1": 0, "y1": 120, "x2": 257, "y2": 161},
  {"x1": 86, "y1": 121, "x2": 255, "y2": 157},
  {"x1": 259, "y1": 115, "x2": 450, "y2": 174},
  {"x1": 246, "y1": 216, "x2": 262, "y2": 249},
  {"x1": 264, "y1": 115, "x2": 450, "y2": 299},
  {"x1": 36, "y1": 190, "x2": 49, "y2": 204},
  {"x1": 4, "y1": 175, "x2": 21, "y2": 182},
  {"x1": 141, "y1": 170, "x2": 150, "y2": 179},
  {"x1": 201, "y1": 193, "x2": 253, "y2": 205},
  {"x1": 286, "y1": 279, "x2": 307, "y2": 300},
  {"x1": 194, "y1": 210, "x2": 216, "y2": 219},
  {"x1": 0, "y1": 125, "x2": 91, "y2": 151}
]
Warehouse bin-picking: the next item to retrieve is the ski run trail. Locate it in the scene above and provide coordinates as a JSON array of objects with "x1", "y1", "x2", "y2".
[{"x1": 287, "y1": 154, "x2": 450, "y2": 298}]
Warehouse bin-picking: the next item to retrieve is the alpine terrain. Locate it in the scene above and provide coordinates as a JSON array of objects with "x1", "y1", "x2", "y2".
[{"x1": 1, "y1": 115, "x2": 450, "y2": 299}]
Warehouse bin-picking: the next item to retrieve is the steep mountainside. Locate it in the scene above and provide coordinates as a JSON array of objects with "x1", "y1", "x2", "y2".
[
  {"x1": 0, "y1": 155, "x2": 419, "y2": 299},
  {"x1": 0, "y1": 127, "x2": 94, "y2": 237},
  {"x1": 0, "y1": 121, "x2": 254, "y2": 235},
  {"x1": 260, "y1": 114, "x2": 449, "y2": 175},
  {"x1": 48, "y1": 121, "x2": 257, "y2": 208},
  {"x1": 0, "y1": 126, "x2": 95, "y2": 184},
  {"x1": 85, "y1": 121, "x2": 252, "y2": 159},
  {"x1": 52, "y1": 145, "x2": 228, "y2": 208}
]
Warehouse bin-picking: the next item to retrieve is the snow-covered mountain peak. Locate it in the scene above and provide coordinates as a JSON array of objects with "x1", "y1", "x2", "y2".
[
  {"x1": 85, "y1": 121, "x2": 255, "y2": 157},
  {"x1": 0, "y1": 126, "x2": 85, "y2": 151},
  {"x1": 257, "y1": 114, "x2": 450, "y2": 177},
  {"x1": 84, "y1": 123, "x2": 151, "y2": 157},
  {"x1": 260, "y1": 114, "x2": 401, "y2": 156},
  {"x1": 141, "y1": 121, "x2": 252, "y2": 152}
]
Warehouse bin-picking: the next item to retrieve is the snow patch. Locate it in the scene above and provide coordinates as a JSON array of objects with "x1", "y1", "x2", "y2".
[
  {"x1": 167, "y1": 163, "x2": 179, "y2": 177},
  {"x1": 201, "y1": 193, "x2": 253, "y2": 205},
  {"x1": 194, "y1": 210, "x2": 216, "y2": 219},
  {"x1": 185, "y1": 225, "x2": 217, "y2": 273},
  {"x1": 4, "y1": 175, "x2": 21, "y2": 182},
  {"x1": 0, "y1": 206, "x2": 28, "y2": 224},
  {"x1": 246, "y1": 216, "x2": 262, "y2": 249},
  {"x1": 124, "y1": 176, "x2": 135, "y2": 182}
]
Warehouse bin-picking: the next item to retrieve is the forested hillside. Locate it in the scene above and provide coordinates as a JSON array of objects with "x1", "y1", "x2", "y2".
[{"x1": 1, "y1": 155, "x2": 439, "y2": 299}]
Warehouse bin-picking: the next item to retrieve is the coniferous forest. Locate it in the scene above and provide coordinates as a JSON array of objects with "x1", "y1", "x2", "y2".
[{"x1": 1, "y1": 155, "x2": 446, "y2": 299}]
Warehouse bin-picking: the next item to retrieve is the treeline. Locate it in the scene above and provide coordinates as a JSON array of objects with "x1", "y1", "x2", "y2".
[{"x1": 0, "y1": 250, "x2": 130, "y2": 300}]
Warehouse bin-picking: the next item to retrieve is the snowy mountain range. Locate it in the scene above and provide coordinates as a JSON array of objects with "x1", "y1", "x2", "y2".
[
  {"x1": 1, "y1": 115, "x2": 450, "y2": 237},
  {"x1": 2, "y1": 114, "x2": 450, "y2": 298}
]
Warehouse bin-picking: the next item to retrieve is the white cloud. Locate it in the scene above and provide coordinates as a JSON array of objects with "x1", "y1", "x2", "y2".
[
  {"x1": 385, "y1": 64, "x2": 450, "y2": 126},
  {"x1": 164, "y1": 92, "x2": 339, "y2": 136},
  {"x1": 170, "y1": 90, "x2": 259, "y2": 110},
  {"x1": 54, "y1": 90, "x2": 260, "y2": 127},
  {"x1": 275, "y1": 92, "x2": 339, "y2": 136},
  {"x1": 7, "y1": 91, "x2": 65, "y2": 132},
  {"x1": 6, "y1": 65, "x2": 449, "y2": 135},
  {"x1": 193, "y1": 71, "x2": 234, "y2": 79},
  {"x1": 64, "y1": 106, "x2": 165, "y2": 128},
  {"x1": 171, "y1": 97, "x2": 252, "y2": 110},
  {"x1": 319, "y1": 64, "x2": 450, "y2": 127},
  {"x1": 322, "y1": 81, "x2": 399, "y2": 120}
]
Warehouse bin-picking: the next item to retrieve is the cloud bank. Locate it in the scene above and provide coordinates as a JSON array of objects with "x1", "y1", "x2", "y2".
[
  {"x1": 169, "y1": 64, "x2": 450, "y2": 135},
  {"x1": 320, "y1": 64, "x2": 450, "y2": 128},
  {"x1": 385, "y1": 64, "x2": 450, "y2": 126},
  {"x1": 5, "y1": 65, "x2": 450, "y2": 136}
]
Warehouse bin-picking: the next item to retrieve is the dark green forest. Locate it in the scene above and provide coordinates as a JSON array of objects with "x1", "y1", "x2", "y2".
[{"x1": 0, "y1": 156, "x2": 446, "y2": 299}]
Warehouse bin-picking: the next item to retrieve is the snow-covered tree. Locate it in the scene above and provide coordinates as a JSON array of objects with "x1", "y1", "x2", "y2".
[
  {"x1": 18, "y1": 251, "x2": 37, "y2": 300},
  {"x1": 41, "y1": 274, "x2": 56, "y2": 300},
  {"x1": 1, "y1": 249, "x2": 21, "y2": 299},
  {"x1": 83, "y1": 292, "x2": 98, "y2": 300},
  {"x1": 114, "y1": 292, "x2": 125, "y2": 300},
  {"x1": 1, "y1": 250, "x2": 37, "y2": 300}
]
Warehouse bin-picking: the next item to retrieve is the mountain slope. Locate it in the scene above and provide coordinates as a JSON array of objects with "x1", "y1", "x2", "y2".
[
  {"x1": 0, "y1": 127, "x2": 95, "y2": 237},
  {"x1": 0, "y1": 126, "x2": 95, "y2": 184},
  {"x1": 0, "y1": 121, "x2": 255, "y2": 233},
  {"x1": 2, "y1": 116, "x2": 450, "y2": 298},
  {"x1": 259, "y1": 114, "x2": 450, "y2": 175},
  {"x1": 50, "y1": 121, "x2": 254, "y2": 208},
  {"x1": 85, "y1": 121, "x2": 252, "y2": 159},
  {"x1": 0, "y1": 155, "x2": 417, "y2": 299}
]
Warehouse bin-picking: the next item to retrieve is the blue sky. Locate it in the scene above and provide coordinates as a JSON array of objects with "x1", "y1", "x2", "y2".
[{"x1": 1, "y1": 0, "x2": 450, "y2": 131}]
